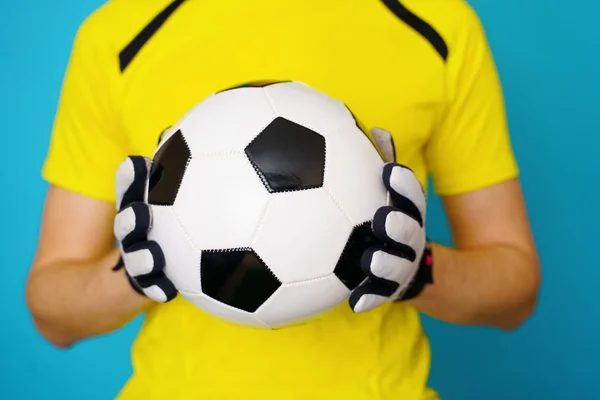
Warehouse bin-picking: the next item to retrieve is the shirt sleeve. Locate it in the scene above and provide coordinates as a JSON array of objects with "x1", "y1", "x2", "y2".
[
  {"x1": 42, "y1": 8, "x2": 127, "y2": 203},
  {"x1": 425, "y1": 5, "x2": 519, "y2": 197}
]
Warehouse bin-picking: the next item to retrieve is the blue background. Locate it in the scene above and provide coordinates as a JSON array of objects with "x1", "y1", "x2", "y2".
[{"x1": 1, "y1": 0, "x2": 598, "y2": 399}]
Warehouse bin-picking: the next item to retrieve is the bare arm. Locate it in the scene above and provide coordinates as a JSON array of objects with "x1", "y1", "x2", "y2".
[
  {"x1": 409, "y1": 179, "x2": 541, "y2": 330},
  {"x1": 26, "y1": 185, "x2": 150, "y2": 348}
]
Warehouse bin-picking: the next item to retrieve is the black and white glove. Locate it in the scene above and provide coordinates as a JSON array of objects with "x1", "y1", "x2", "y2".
[
  {"x1": 349, "y1": 128, "x2": 434, "y2": 313},
  {"x1": 112, "y1": 156, "x2": 178, "y2": 302}
]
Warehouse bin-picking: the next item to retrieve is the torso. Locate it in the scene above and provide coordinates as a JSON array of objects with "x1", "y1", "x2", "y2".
[{"x1": 98, "y1": 0, "x2": 458, "y2": 398}]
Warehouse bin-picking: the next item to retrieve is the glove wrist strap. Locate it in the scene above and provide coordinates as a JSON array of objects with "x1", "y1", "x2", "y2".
[{"x1": 400, "y1": 240, "x2": 434, "y2": 301}]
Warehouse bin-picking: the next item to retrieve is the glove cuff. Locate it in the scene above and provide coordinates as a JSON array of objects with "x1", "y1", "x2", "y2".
[{"x1": 400, "y1": 240, "x2": 434, "y2": 301}]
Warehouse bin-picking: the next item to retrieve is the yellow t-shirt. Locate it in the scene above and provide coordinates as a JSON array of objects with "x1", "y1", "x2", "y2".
[{"x1": 42, "y1": 0, "x2": 518, "y2": 398}]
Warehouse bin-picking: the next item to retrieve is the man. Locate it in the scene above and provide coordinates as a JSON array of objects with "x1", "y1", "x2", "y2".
[{"x1": 25, "y1": 0, "x2": 541, "y2": 398}]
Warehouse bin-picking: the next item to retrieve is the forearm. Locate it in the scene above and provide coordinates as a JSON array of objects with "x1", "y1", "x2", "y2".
[
  {"x1": 409, "y1": 243, "x2": 540, "y2": 330},
  {"x1": 26, "y1": 249, "x2": 150, "y2": 348}
]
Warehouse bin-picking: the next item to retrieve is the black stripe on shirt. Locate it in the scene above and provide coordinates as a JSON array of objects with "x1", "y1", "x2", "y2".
[
  {"x1": 380, "y1": 0, "x2": 449, "y2": 61},
  {"x1": 119, "y1": 0, "x2": 187, "y2": 72}
]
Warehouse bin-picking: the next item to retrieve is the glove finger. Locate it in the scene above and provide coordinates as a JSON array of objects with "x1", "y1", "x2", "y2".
[
  {"x1": 157, "y1": 126, "x2": 173, "y2": 145},
  {"x1": 349, "y1": 278, "x2": 397, "y2": 313},
  {"x1": 361, "y1": 246, "x2": 418, "y2": 290},
  {"x1": 114, "y1": 202, "x2": 153, "y2": 249},
  {"x1": 372, "y1": 206, "x2": 425, "y2": 262},
  {"x1": 137, "y1": 273, "x2": 178, "y2": 303},
  {"x1": 116, "y1": 156, "x2": 152, "y2": 212},
  {"x1": 370, "y1": 127, "x2": 396, "y2": 163},
  {"x1": 122, "y1": 241, "x2": 165, "y2": 278},
  {"x1": 381, "y1": 163, "x2": 426, "y2": 226}
]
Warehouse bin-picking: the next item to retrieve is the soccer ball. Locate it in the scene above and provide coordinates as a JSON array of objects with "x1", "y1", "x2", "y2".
[{"x1": 146, "y1": 81, "x2": 387, "y2": 329}]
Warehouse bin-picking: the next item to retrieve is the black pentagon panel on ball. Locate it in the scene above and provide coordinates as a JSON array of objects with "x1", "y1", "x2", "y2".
[
  {"x1": 334, "y1": 221, "x2": 380, "y2": 290},
  {"x1": 245, "y1": 117, "x2": 326, "y2": 193},
  {"x1": 148, "y1": 129, "x2": 191, "y2": 206},
  {"x1": 218, "y1": 80, "x2": 291, "y2": 93},
  {"x1": 201, "y1": 248, "x2": 282, "y2": 313}
]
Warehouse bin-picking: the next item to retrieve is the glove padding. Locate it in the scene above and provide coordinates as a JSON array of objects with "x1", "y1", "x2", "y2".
[
  {"x1": 349, "y1": 129, "x2": 433, "y2": 313},
  {"x1": 113, "y1": 156, "x2": 178, "y2": 302}
]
